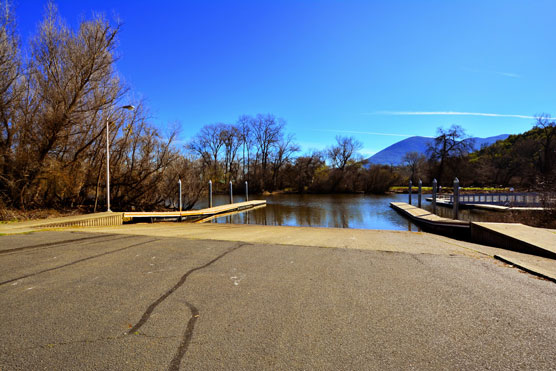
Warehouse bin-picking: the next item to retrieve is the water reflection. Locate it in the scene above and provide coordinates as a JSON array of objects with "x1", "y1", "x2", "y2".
[
  {"x1": 197, "y1": 193, "x2": 421, "y2": 231},
  {"x1": 421, "y1": 201, "x2": 539, "y2": 224},
  {"x1": 196, "y1": 193, "x2": 545, "y2": 230}
]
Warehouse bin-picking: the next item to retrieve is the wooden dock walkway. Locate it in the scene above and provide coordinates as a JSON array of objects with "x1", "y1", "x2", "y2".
[
  {"x1": 390, "y1": 202, "x2": 469, "y2": 227},
  {"x1": 390, "y1": 202, "x2": 470, "y2": 238},
  {"x1": 123, "y1": 200, "x2": 267, "y2": 222}
]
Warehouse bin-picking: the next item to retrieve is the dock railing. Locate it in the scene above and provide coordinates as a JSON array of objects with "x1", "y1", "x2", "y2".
[{"x1": 445, "y1": 192, "x2": 542, "y2": 207}]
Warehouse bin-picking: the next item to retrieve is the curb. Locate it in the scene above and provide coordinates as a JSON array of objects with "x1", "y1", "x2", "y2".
[{"x1": 494, "y1": 255, "x2": 556, "y2": 283}]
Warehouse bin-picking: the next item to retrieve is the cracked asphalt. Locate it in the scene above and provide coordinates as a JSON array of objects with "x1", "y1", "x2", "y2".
[{"x1": 1, "y1": 229, "x2": 556, "y2": 370}]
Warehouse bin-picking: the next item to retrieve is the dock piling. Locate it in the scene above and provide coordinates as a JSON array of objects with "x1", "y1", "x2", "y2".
[
  {"x1": 208, "y1": 180, "x2": 213, "y2": 208},
  {"x1": 245, "y1": 181, "x2": 249, "y2": 201},
  {"x1": 453, "y1": 177, "x2": 460, "y2": 220},
  {"x1": 229, "y1": 181, "x2": 234, "y2": 204},
  {"x1": 408, "y1": 180, "x2": 412, "y2": 205},
  {"x1": 418, "y1": 179, "x2": 422, "y2": 208},
  {"x1": 432, "y1": 179, "x2": 437, "y2": 214}
]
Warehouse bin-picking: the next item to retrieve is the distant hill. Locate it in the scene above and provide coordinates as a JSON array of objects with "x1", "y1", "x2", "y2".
[{"x1": 366, "y1": 134, "x2": 510, "y2": 166}]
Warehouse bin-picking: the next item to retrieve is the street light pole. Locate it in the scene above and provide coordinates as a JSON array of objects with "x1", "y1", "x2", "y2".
[
  {"x1": 106, "y1": 105, "x2": 135, "y2": 212},
  {"x1": 106, "y1": 117, "x2": 111, "y2": 211},
  {"x1": 178, "y1": 178, "x2": 182, "y2": 212}
]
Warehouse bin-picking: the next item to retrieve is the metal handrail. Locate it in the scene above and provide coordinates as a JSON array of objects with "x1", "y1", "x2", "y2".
[{"x1": 446, "y1": 192, "x2": 542, "y2": 207}]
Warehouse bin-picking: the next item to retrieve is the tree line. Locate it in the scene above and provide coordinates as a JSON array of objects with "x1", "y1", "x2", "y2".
[
  {"x1": 191, "y1": 114, "x2": 555, "y2": 205},
  {"x1": 185, "y1": 116, "x2": 402, "y2": 196},
  {"x1": 400, "y1": 117, "x2": 556, "y2": 191},
  {"x1": 400, "y1": 118, "x2": 555, "y2": 225}
]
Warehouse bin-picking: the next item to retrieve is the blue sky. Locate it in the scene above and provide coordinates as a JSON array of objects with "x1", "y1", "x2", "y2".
[{"x1": 17, "y1": 0, "x2": 556, "y2": 157}]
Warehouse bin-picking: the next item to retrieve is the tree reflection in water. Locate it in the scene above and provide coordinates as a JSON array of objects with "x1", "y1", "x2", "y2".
[
  {"x1": 207, "y1": 194, "x2": 420, "y2": 231},
  {"x1": 205, "y1": 193, "x2": 542, "y2": 230}
]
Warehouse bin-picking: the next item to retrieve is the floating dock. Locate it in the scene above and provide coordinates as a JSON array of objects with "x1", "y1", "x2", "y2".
[
  {"x1": 391, "y1": 201, "x2": 556, "y2": 259},
  {"x1": 390, "y1": 202, "x2": 470, "y2": 238},
  {"x1": 123, "y1": 200, "x2": 267, "y2": 223}
]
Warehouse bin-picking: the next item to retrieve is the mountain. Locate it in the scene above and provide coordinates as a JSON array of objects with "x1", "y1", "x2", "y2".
[
  {"x1": 366, "y1": 134, "x2": 510, "y2": 166},
  {"x1": 470, "y1": 135, "x2": 510, "y2": 149}
]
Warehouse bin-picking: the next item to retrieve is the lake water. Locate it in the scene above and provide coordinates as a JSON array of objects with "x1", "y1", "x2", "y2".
[
  {"x1": 196, "y1": 193, "x2": 421, "y2": 231},
  {"x1": 194, "y1": 193, "x2": 542, "y2": 231}
]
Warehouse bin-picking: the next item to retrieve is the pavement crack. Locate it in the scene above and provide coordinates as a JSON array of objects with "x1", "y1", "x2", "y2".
[
  {"x1": 0, "y1": 238, "x2": 157, "y2": 287},
  {"x1": 127, "y1": 243, "x2": 245, "y2": 335},
  {"x1": 126, "y1": 243, "x2": 248, "y2": 371},
  {"x1": 168, "y1": 243, "x2": 249, "y2": 371},
  {"x1": 167, "y1": 301, "x2": 199, "y2": 371}
]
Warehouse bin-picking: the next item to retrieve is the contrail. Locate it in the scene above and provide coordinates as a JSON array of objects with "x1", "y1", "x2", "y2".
[{"x1": 370, "y1": 111, "x2": 536, "y2": 119}]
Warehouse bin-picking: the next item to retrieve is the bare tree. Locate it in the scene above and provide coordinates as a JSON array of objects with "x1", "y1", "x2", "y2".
[
  {"x1": 534, "y1": 114, "x2": 556, "y2": 175},
  {"x1": 4, "y1": 4, "x2": 126, "y2": 209},
  {"x1": 252, "y1": 114, "x2": 285, "y2": 190},
  {"x1": 187, "y1": 123, "x2": 225, "y2": 180},
  {"x1": 327, "y1": 136, "x2": 363, "y2": 171},
  {"x1": 108, "y1": 104, "x2": 178, "y2": 210},
  {"x1": 402, "y1": 151, "x2": 426, "y2": 183},
  {"x1": 270, "y1": 133, "x2": 299, "y2": 190},
  {"x1": 160, "y1": 155, "x2": 205, "y2": 211},
  {"x1": 292, "y1": 151, "x2": 326, "y2": 192},
  {"x1": 237, "y1": 114, "x2": 253, "y2": 181},
  {"x1": 0, "y1": 0, "x2": 21, "y2": 207},
  {"x1": 427, "y1": 125, "x2": 473, "y2": 183},
  {"x1": 220, "y1": 123, "x2": 241, "y2": 182},
  {"x1": 0, "y1": 3, "x2": 189, "y2": 215}
]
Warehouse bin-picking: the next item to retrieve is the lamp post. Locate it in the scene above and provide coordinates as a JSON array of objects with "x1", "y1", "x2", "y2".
[
  {"x1": 106, "y1": 105, "x2": 135, "y2": 212},
  {"x1": 178, "y1": 179, "x2": 182, "y2": 212}
]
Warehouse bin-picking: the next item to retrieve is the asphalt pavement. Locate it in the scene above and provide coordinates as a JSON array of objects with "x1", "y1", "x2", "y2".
[{"x1": 1, "y1": 229, "x2": 556, "y2": 370}]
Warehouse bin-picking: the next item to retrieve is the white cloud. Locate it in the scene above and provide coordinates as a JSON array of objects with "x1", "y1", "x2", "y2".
[
  {"x1": 496, "y1": 71, "x2": 520, "y2": 78},
  {"x1": 371, "y1": 111, "x2": 536, "y2": 119},
  {"x1": 462, "y1": 66, "x2": 520, "y2": 78}
]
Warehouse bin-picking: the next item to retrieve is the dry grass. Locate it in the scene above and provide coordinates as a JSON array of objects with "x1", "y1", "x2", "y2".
[{"x1": 0, "y1": 207, "x2": 85, "y2": 223}]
